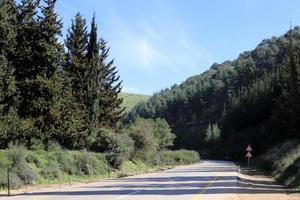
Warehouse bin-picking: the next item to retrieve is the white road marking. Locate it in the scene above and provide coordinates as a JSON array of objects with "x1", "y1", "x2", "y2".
[{"x1": 115, "y1": 190, "x2": 141, "y2": 200}]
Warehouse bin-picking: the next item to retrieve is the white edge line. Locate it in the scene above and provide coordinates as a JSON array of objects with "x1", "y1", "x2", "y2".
[{"x1": 115, "y1": 190, "x2": 141, "y2": 200}]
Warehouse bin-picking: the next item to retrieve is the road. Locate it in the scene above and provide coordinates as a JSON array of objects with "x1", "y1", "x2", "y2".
[{"x1": 1, "y1": 160, "x2": 297, "y2": 200}]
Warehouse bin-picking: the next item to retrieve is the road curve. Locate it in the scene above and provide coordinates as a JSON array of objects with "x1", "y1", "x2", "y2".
[{"x1": 0, "y1": 160, "x2": 293, "y2": 200}]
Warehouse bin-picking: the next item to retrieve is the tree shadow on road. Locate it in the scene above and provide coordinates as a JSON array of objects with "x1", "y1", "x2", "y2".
[{"x1": 16, "y1": 174, "x2": 290, "y2": 197}]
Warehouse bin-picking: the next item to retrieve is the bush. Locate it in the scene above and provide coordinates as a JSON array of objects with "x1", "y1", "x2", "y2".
[
  {"x1": 47, "y1": 140, "x2": 62, "y2": 152},
  {"x1": 0, "y1": 151, "x2": 9, "y2": 188},
  {"x1": 159, "y1": 150, "x2": 200, "y2": 165},
  {"x1": 93, "y1": 129, "x2": 134, "y2": 169},
  {"x1": 125, "y1": 118, "x2": 158, "y2": 161},
  {"x1": 6, "y1": 143, "x2": 27, "y2": 168},
  {"x1": 73, "y1": 150, "x2": 95, "y2": 176},
  {"x1": 5, "y1": 144, "x2": 37, "y2": 187},
  {"x1": 0, "y1": 150, "x2": 9, "y2": 169},
  {"x1": 40, "y1": 153, "x2": 61, "y2": 180},
  {"x1": 56, "y1": 151, "x2": 75, "y2": 175},
  {"x1": 153, "y1": 118, "x2": 176, "y2": 149}
]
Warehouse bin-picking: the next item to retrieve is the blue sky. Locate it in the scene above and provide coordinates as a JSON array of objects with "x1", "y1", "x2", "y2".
[{"x1": 56, "y1": 0, "x2": 300, "y2": 95}]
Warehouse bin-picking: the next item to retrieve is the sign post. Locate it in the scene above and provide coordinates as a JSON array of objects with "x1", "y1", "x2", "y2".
[
  {"x1": 7, "y1": 169, "x2": 10, "y2": 196},
  {"x1": 245, "y1": 145, "x2": 253, "y2": 168}
]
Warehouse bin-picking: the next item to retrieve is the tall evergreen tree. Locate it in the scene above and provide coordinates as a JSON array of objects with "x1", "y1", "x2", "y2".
[
  {"x1": 98, "y1": 38, "x2": 125, "y2": 129},
  {"x1": 86, "y1": 16, "x2": 101, "y2": 135},
  {"x1": 64, "y1": 13, "x2": 90, "y2": 148},
  {"x1": 37, "y1": 0, "x2": 63, "y2": 144},
  {"x1": 14, "y1": 0, "x2": 63, "y2": 146},
  {"x1": 273, "y1": 28, "x2": 300, "y2": 138},
  {"x1": 65, "y1": 12, "x2": 88, "y2": 103},
  {"x1": 0, "y1": 0, "x2": 19, "y2": 147}
]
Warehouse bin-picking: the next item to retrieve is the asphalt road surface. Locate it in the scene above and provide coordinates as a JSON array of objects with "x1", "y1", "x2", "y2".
[{"x1": 1, "y1": 160, "x2": 292, "y2": 200}]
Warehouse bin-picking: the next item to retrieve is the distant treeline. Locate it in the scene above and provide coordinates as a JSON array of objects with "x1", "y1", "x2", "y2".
[{"x1": 128, "y1": 27, "x2": 300, "y2": 159}]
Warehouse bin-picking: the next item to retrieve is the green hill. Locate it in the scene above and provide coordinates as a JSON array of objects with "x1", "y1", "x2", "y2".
[
  {"x1": 120, "y1": 93, "x2": 150, "y2": 112},
  {"x1": 127, "y1": 27, "x2": 300, "y2": 159}
]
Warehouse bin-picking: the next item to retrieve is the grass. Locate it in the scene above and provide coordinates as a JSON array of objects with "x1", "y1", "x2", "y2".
[{"x1": 120, "y1": 92, "x2": 150, "y2": 112}]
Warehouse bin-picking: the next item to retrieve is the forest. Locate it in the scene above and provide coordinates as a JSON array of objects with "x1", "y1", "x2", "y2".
[{"x1": 128, "y1": 26, "x2": 300, "y2": 160}]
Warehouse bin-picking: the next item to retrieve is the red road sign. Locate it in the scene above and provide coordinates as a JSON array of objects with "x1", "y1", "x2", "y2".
[
  {"x1": 246, "y1": 145, "x2": 252, "y2": 152},
  {"x1": 246, "y1": 152, "x2": 252, "y2": 158}
]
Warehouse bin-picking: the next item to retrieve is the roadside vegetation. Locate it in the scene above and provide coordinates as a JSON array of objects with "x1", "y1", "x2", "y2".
[
  {"x1": 0, "y1": 144, "x2": 199, "y2": 190},
  {"x1": 255, "y1": 140, "x2": 300, "y2": 187}
]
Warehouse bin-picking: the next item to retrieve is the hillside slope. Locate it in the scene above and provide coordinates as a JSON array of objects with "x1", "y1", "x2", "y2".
[
  {"x1": 120, "y1": 93, "x2": 150, "y2": 112},
  {"x1": 127, "y1": 27, "x2": 300, "y2": 160}
]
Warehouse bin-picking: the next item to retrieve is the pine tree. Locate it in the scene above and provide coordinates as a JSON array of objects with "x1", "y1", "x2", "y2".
[
  {"x1": 205, "y1": 123, "x2": 220, "y2": 142},
  {"x1": 212, "y1": 123, "x2": 220, "y2": 141},
  {"x1": 86, "y1": 16, "x2": 101, "y2": 135},
  {"x1": 14, "y1": 0, "x2": 63, "y2": 146},
  {"x1": 286, "y1": 29, "x2": 300, "y2": 132},
  {"x1": 65, "y1": 12, "x2": 88, "y2": 103},
  {"x1": 273, "y1": 28, "x2": 300, "y2": 138},
  {"x1": 14, "y1": 0, "x2": 40, "y2": 120},
  {"x1": 205, "y1": 123, "x2": 212, "y2": 142},
  {"x1": 0, "y1": 0, "x2": 16, "y2": 59},
  {"x1": 64, "y1": 13, "x2": 90, "y2": 148},
  {"x1": 98, "y1": 38, "x2": 125, "y2": 129},
  {"x1": 0, "y1": 0, "x2": 19, "y2": 147}
]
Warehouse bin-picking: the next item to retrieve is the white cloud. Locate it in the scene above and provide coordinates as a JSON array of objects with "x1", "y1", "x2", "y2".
[
  {"x1": 104, "y1": 1, "x2": 216, "y2": 93},
  {"x1": 135, "y1": 37, "x2": 158, "y2": 70}
]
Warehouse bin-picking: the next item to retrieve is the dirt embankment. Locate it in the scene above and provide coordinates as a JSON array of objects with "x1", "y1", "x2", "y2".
[{"x1": 236, "y1": 168, "x2": 300, "y2": 200}]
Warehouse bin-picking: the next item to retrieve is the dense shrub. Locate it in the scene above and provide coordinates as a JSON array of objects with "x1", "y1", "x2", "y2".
[
  {"x1": 5, "y1": 144, "x2": 37, "y2": 188},
  {"x1": 92, "y1": 128, "x2": 134, "y2": 169},
  {"x1": 71, "y1": 150, "x2": 108, "y2": 176},
  {"x1": 40, "y1": 153, "x2": 61, "y2": 180},
  {"x1": 73, "y1": 150, "x2": 96, "y2": 176},
  {"x1": 126, "y1": 118, "x2": 158, "y2": 160},
  {"x1": 6, "y1": 143, "x2": 27, "y2": 168},
  {"x1": 125, "y1": 118, "x2": 176, "y2": 162},
  {"x1": 159, "y1": 150, "x2": 200, "y2": 165},
  {"x1": 56, "y1": 151, "x2": 74, "y2": 175}
]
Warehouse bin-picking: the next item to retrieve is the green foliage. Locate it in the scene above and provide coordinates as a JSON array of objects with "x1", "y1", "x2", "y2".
[
  {"x1": 125, "y1": 117, "x2": 175, "y2": 162},
  {"x1": 73, "y1": 150, "x2": 96, "y2": 176},
  {"x1": 98, "y1": 38, "x2": 125, "y2": 129},
  {"x1": 0, "y1": 1, "x2": 126, "y2": 151},
  {"x1": 92, "y1": 128, "x2": 134, "y2": 168},
  {"x1": 5, "y1": 144, "x2": 36, "y2": 188},
  {"x1": 126, "y1": 118, "x2": 158, "y2": 160},
  {"x1": 159, "y1": 150, "x2": 200, "y2": 165},
  {"x1": 153, "y1": 118, "x2": 176, "y2": 149},
  {"x1": 46, "y1": 140, "x2": 62, "y2": 152},
  {"x1": 205, "y1": 123, "x2": 220, "y2": 142},
  {"x1": 0, "y1": 147, "x2": 199, "y2": 190},
  {"x1": 0, "y1": 0, "x2": 18, "y2": 149}
]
